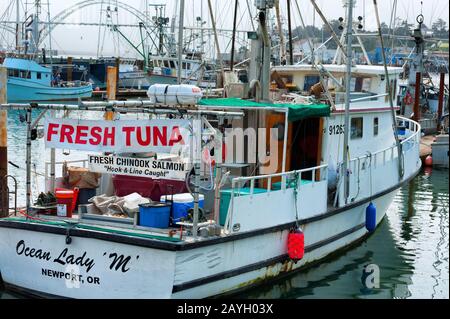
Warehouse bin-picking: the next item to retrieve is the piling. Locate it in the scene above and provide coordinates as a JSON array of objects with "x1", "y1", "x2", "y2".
[
  {"x1": 0, "y1": 67, "x2": 8, "y2": 217},
  {"x1": 67, "y1": 56, "x2": 73, "y2": 82},
  {"x1": 105, "y1": 66, "x2": 117, "y2": 121},
  {"x1": 106, "y1": 66, "x2": 118, "y2": 101},
  {"x1": 437, "y1": 67, "x2": 446, "y2": 131}
]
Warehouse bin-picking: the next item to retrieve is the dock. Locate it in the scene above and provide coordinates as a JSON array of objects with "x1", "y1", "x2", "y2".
[{"x1": 420, "y1": 135, "x2": 434, "y2": 161}]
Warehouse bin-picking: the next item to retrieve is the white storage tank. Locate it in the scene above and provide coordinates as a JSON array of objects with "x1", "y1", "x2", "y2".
[{"x1": 147, "y1": 84, "x2": 203, "y2": 105}]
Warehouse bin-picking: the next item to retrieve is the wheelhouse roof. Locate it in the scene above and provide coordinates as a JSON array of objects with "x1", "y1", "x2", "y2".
[
  {"x1": 3, "y1": 58, "x2": 52, "y2": 74},
  {"x1": 198, "y1": 98, "x2": 330, "y2": 122}
]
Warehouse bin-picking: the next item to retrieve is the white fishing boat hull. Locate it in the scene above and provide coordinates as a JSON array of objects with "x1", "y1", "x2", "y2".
[
  {"x1": 0, "y1": 185, "x2": 409, "y2": 299},
  {"x1": 0, "y1": 228, "x2": 177, "y2": 298}
]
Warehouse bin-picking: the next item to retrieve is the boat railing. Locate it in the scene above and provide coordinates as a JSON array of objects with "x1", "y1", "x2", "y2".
[
  {"x1": 44, "y1": 159, "x2": 88, "y2": 189},
  {"x1": 343, "y1": 117, "x2": 421, "y2": 204},
  {"x1": 226, "y1": 164, "x2": 328, "y2": 232},
  {"x1": 230, "y1": 164, "x2": 329, "y2": 194},
  {"x1": 397, "y1": 116, "x2": 422, "y2": 145},
  {"x1": 347, "y1": 116, "x2": 421, "y2": 165}
]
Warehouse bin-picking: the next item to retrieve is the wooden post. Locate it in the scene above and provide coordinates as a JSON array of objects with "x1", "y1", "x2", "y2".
[
  {"x1": 67, "y1": 56, "x2": 73, "y2": 82},
  {"x1": 0, "y1": 67, "x2": 8, "y2": 217},
  {"x1": 437, "y1": 68, "x2": 446, "y2": 131},
  {"x1": 105, "y1": 66, "x2": 117, "y2": 120},
  {"x1": 106, "y1": 66, "x2": 118, "y2": 101},
  {"x1": 413, "y1": 72, "x2": 421, "y2": 122}
]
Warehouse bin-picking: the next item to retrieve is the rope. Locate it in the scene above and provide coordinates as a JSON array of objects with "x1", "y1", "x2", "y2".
[{"x1": 293, "y1": 172, "x2": 300, "y2": 229}]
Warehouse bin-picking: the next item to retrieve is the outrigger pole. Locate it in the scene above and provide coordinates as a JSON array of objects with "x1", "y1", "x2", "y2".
[
  {"x1": 342, "y1": 0, "x2": 354, "y2": 205},
  {"x1": 372, "y1": 0, "x2": 404, "y2": 180}
]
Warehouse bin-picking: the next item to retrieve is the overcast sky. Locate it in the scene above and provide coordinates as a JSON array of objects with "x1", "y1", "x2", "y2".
[{"x1": 1, "y1": 0, "x2": 448, "y2": 58}]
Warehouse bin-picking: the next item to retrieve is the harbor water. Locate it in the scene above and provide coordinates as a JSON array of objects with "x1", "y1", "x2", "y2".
[{"x1": 0, "y1": 112, "x2": 448, "y2": 299}]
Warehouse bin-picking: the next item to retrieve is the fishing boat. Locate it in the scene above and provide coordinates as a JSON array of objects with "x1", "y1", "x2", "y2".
[
  {"x1": 2, "y1": 57, "x2": 93, "y2": 103},
  {"x1": 149, "y1": 54, "x2": 217, "y2": 89},
  {"x1": 0, "y1": 0, "x2": 421, "y2": 299}
]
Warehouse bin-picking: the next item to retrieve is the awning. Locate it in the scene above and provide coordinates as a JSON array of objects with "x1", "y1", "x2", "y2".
[{"x1": 198, "y1": 98, "x2": 330, "y2": 122}]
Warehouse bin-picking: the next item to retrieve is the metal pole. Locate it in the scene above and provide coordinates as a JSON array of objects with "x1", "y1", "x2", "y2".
[
  {"x1": 16, "y1": 0, "x2": 20, "y2": 52},
  {"x1": 230, "y1": 0, "x2": 239, "y2": 71},
  {"x1": 274, "y1": 1, "x2": 286, "y2": 65},
  {"x1": 26, "y1": 106, "x2": 32, "y2": 214},
  {"x1": 207, "y1": 0, "x2": 225, "y2": 84},
  {"x1": 310, "y1": 0, "x2": 347, "y2": 59},
  {"x1": 413, "y1": 72, "x2": 421, "y2": 122},
  {"x1": 437, "y1": 68, "x2": 446, "y2": 131},
  {"x1": 0, "y1": 67, "x2": 8, "y2": 217},
  {"x1": 286, "y1": 0, "x2": 294, "y2": 65},
  {"x1": 192, "y1": 114, "x2": 202, "y2": 239},
  {"x1": 373, "y1": 0, "x2": 403, "y2": 179},
  {"x1": 342, "y1": 0, "x2": 354, "y2": 205},
  {"x1": 177, "y1": 0, "x2": 185, "y2": 84}
]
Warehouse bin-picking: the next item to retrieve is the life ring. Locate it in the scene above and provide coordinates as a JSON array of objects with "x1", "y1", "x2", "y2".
[{"x1": 404, "y1": 92, "x2": 413, "y2": 105}]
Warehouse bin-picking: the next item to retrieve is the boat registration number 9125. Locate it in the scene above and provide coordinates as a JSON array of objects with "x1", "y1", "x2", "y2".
[{"x1": 328, "y1": 124, "x2": 345, "y2": 135}]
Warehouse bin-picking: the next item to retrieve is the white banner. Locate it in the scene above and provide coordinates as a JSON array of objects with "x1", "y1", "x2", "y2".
[
  {"x1": 88, "y1": 154, "x2": 189, "y2": 180},
  {"x1": 44, "y1": 117, "x2": 191, "y2": 153}
]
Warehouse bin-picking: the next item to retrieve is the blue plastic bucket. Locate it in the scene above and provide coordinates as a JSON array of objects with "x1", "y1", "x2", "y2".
[
  {"x1": 139, "y1": 202, "x2": 171, "y2": 228},
  {"x1": 161, "y1": 193, "x2": 205, "y2": 224}
]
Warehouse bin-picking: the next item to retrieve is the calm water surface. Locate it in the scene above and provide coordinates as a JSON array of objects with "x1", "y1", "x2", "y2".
[{"x1": 0, "y1": 112, "x2": 448, "y2": 299}]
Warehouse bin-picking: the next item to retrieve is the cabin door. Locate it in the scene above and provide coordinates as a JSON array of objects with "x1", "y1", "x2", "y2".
[
  {"x1": 259, "y1": 111, "x2": 293, "y2": 187},
  {"x1": 290, "y1": 117, "x2": 324, "y2": 181}
]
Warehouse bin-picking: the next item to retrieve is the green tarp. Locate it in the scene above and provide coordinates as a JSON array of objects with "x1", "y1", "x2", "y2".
[{"x1": 198, "y1": 98, "x2": 330, "y2": 122}]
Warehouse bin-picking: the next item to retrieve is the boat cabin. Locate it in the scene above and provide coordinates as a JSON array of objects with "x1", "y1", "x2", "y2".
[{"x1": 3, "y1": 57, "x2": 53, "y2": 86}]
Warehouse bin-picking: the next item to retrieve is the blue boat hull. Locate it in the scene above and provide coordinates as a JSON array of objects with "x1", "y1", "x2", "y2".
[{"x1": 7, "y1": 78, "x2": 93, "y2": 103}]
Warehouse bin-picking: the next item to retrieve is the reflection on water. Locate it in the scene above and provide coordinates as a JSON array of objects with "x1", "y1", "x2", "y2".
[
  {"x1": 235, "y1": 168, "x2": 448, "y2": 299},
  {"x1": 1, "y1": 110, "x2": 448, "y2": 299}
]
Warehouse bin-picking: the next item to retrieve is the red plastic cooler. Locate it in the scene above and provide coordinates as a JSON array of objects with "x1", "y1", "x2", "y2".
[{"x1": 112, "y1": 176, "x2": 187, "y2": 201}]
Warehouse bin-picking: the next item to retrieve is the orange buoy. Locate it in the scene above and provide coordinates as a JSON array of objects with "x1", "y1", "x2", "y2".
[{"x1": 425, "y1": 155, "x2": 433, "y2": 167}]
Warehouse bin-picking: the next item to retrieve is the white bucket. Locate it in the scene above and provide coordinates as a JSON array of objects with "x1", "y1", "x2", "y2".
[{"x1": 147, "y1": 84, "x2": 203, "y2": 105}]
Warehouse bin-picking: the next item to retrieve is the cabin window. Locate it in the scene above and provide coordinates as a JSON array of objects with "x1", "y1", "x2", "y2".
[
  {"x1": 37, "y1": 72, "x2": 42, "y2": 79},
  {"x1": 351, "y1": 77, "x2": 372, "y2": 92},
  {"x1": 373, "y1": 117, "x2": 379, "y2": 136},
  {"x1": 8, "y1": 69, "x2": 19, "y2": 77},
  {"x1": 163, "y1": 60, "x2": 169, "y2": 68},
  {"x1": 304, "y1": 75, "x2": 320, "y2": 91},
  {"x1": 20, "y1": 70, "x2": 31, "y2": 79},
  {"x1": 350, "y1": 117, "x2": 363, "y2": 139},
  {"x1": 169, "y1": 61, "x2": 176, "y2": 68}
]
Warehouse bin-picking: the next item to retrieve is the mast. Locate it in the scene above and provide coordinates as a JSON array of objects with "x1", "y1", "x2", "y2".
[
  {"x1": 373, "y1": 0, "x2": 404, "y2": 180},
  {"x1": 230, "y1": 0, "x2": 239, "y2": 71},
  {"x1": 177, "y1": 0, "x2": 185, "y2": 84},
  {"x1": 170, "y1": 0, "x2": 179, "y2": 55},
  {"x1": 16, "y1": 0, "x2": 21, "y2": 52},
  {"x1": 286, "y1": 0, "x2": 294, "y2": 64},
  {"x1": 46, "y1": 0, "x2": 53, "y2": 65},
  {"x1": 274, "y1": 0, "x2": 286, "y2": 65},
  {"x1": 255, "y1": 0, "x2": 274, "y2": 102},
  {"x1": 341, "y1": 0, "x2": 354, "y2": 205}
]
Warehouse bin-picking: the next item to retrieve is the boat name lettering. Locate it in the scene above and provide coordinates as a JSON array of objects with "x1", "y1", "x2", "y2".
[
  {"x1": 54, "y1": 248, "x2": 96, "y2": 273},
  {"x1": 15, "y1": 240, "x2": 138, "y2": 274}
]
